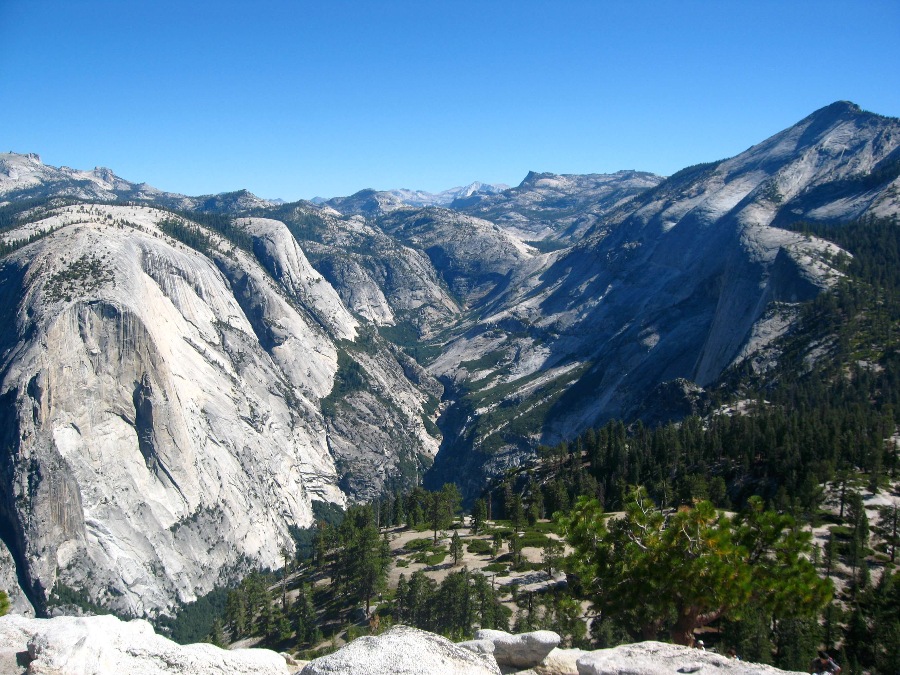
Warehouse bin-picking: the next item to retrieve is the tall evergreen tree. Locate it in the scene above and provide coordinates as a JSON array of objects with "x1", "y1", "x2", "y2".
[
  {"x1": 450, "y1": 531, "x2": 464, "y2": 566},
  {"x1": 291, "y1": 583, "x2": 321, "y2": 647},
  {"x1": 560, "y1": 489, "x2": 831, "y2": 645}
]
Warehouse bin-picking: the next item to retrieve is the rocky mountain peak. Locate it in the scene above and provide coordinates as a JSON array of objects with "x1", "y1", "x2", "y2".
[
  {"x1": 809, "y1": 99, "x2": 864, "y2": 120},
  {"x1": 517, "y1": 170, "x2": 550, "y2": 188}
]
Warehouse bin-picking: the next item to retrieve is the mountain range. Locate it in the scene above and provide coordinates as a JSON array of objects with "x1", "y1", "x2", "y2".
[{"x1": 1, "y1": 100, "x2": 898, "y2": 619}]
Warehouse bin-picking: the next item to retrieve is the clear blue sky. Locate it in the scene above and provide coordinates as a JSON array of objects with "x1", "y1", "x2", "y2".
[{"x1": 2, "y1": 1, "x2": 898, "y2": 201}]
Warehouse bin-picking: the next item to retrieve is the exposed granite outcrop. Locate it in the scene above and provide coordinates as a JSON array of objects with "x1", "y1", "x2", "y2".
[
  {"x1": 300, "y1": 624, "x2": 501, "y2": 675},
  {"x1": 0, "y1": 614, "x2": 290, "y2": 675}
]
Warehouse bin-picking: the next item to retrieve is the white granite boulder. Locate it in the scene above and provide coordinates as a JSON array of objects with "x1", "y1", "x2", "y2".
[
  {"x1": 535, "y1": 647, "x2": 588, "y2": 675},
  {"x1": 475, "y1": 629, "x2": 561, "y2": 669},
  {"x1": 0, "y1": 613, "x2": 290, "y2": 675},
  {"x1": 301, "y1": 625, "x2": 501, "y2": 675},
  {"x1": 576, "y1": 641, "x2": 805, "y2": 675},
  {"x1": 458, "y1": 638, "x2": 497, "y2": 656}
]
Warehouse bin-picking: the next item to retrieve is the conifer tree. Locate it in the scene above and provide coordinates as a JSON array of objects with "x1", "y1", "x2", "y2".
[
  {"x1": 560, "y1": 488, "x2": 831, "y2": 645},
  {"x1": 542, "y1": 538, "x2": 564, "y2": 576},
  {"x1": 430, "y1": 483, "x2": 461, "y2": 544},
  {"x1": 472, "y1": 498, "x2": 488, "y2": 535},
  {"x1": 225, "y1": 589, "x2": 247, "y2": 640},
  {"x1": 450, "y1": 530, "x2": 463, "y2": 566},
  {"x1": 208, "y1": 618, "x2": 227, "y2": 648},
  {"x1": 292, "y1": 583, "x2": 321, "y2": 647}
]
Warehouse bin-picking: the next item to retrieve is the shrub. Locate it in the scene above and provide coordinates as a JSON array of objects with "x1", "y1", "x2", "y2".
[
  {"x1": 467, "y1": 539, "x2": 492, "y2": 555},
  {"x1": 405, "y1": 538, "x2": 434, "y2": 552}
]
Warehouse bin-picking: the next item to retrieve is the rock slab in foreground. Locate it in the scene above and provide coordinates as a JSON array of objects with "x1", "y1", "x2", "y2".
[
  {"x1": 0, "y1": 614, "x2": 289, "y2": 675},
  {"x1": 535, "y1": 647, "x2": 588, "y2": 675},
  {"x1": 458, "y1": 638, "x2": 497, "y2": 655},
  {"x1": 577, "y1": 641, "x2": 806, "y2": 675},
  {"x1": 475, "y1": 628, "x2": 561, "y2": 669},
  {"x1": 301, "y1": 624, "x2": 501, "y2": 675}
]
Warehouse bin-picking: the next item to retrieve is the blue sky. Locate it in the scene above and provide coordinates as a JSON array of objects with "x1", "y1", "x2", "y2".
[{"x1": 2, "y1": 1, "x2": 899, "y2": 201}]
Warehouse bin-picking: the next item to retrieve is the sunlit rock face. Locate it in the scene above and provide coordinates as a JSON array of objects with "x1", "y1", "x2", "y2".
[
  {"x1": 0, "y1": 205, "x2": 438, "y2": 616},
  {"x1": 427, "y1": 102, "x2": 900, "y2": 493},
  {"x1": 0, "y1": 614, "x2": 292, "y2": 675}
]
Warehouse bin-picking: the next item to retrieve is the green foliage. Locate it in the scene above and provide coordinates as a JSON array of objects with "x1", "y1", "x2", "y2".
[
  {"x1": 376, "y1": 322, "x2": 421, "y2": 349},
  {"x1": 472, "y1": 498, "x2": 488, "y2": 535},
  {"x1": 511, "y1": 587, "x2": 588, "y2": 648},
  {"x1": 223, "y1": 570, "x2": 275, "y2": 642},
  {"x1": 183, "y1": 211, "x2": 255, "y2": 253},
  {"x1": 155, "y1": 587, "x2": 229, "y2": 645},
  {"x1": 0, "y1": 197, "x2": 67, "y2": 233},
  {"x1": 320, "y1": 350, "x2": 367, "y2": 417},
  {"x1": 260, "y1": 205, "x2": 327, "y2": 244},
  {"x1": 43, "y1": 253, "x2": 115, "y2": 302},
  {"x1": 429, "y1": 483, "x2": 461, "y2": 543},
  {"x1": 314, "y1": 504, "x2": 391, "y2": 616},
  {"x1": 289, "y1": 524, "x2": 318, "y2": 563},
  {"x1": 466, "y1": 538, "x2": 492, "y2": 555},
  {"x1": 841, "y1": 569, "x2": 900, "y2": 672},
  {"x1": 773, "y1": 616, "x2": 822, "y2": 671},
  {"x1": 517, "y1": 531, "x2": 550, "y2": 548},
  {"x1": 404, "y1": 537, "x2": 434, "y2": 552},
  {"x1": 450, "y1": 531, "x2": 463, "y2": 566},
  {"x1": 157, "y1": 211, "x2": 261, "y2": 258},
  {"x1": 0, "y1": 226, "x2": 58, "y2": 257},
  {"x1": 542, "y1": 538, "x2": 565, "y2": 576},
  {"x1": 520, "y1": 216, "x2": 900, "y2": 528},
  {"x1": 208, "y1": 618, "x2": 227, "y2": 648},
  {"x1": 720, "y1": 602, "x2": 774, "y2": 663},
  {"x1": 412, "y1": 549, "x2": 447, "y2": 566},
  {"x1": 0, "y1": 590, "x2": 9, "y2": 617},
  {"x1": 394, "y1": 568, "x2": 509, "y2": 639},
  {"x1": 46, "y1": 582, "x2": 115, "y2": 617},
  {"x1": 158, "y1": 217, "x2": 215, "y2": 255},
  {"x1": 559, "y1": 489, "x2": 831, "y2": 645},
  {"x1": 312, "y1": 500, "x2": 345, "y2": 527}
]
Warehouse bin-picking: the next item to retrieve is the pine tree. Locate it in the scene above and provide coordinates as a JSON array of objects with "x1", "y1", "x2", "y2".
[
  {"x1": 472, "y1": 498, "x2": 488, "y2": 535},
  {"x1": 450, "y1": 531, "x2": 463, "y2": 566},
  {"x1": 560, "y1": 489, "x2": 832, "y2": 645},
  {"x1": 394, "y1": 574, "x2": 409, "y2": 623},
  {"x1": 208, "y1": 618, "x2": 227, "y2": 648},
  {"x1": 542, "y1": 538, "x2": 564, "y2": 576},
  {"x1": 508, "y1": 532, "x2": 523, "y2": 570},
  {"x1": 430, "y1": 484, "x2": 461, "y2": 544},
  {"x1": 225, "y1": 589, "x2": 247, "y2": 640},
  {"x1": 292, "y1": 583, "x2": 321, "y2": 647}
]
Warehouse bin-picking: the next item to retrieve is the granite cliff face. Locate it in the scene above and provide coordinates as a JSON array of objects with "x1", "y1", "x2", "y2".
[
  {"x1": 426, "y1": 102, "x2": 900, "y2": 491},
  {"x1": 0, "y1": 205, "x2": 440, "y2": 616},
  {"x1": 265, "y1": 201, "x2": 461, "y2": 336}
]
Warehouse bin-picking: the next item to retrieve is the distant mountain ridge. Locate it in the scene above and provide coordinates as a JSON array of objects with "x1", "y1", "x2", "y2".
[
  {"x1": 0, "y1": 152, "x2": 280, "y2": 213},
  {"x1": 309, "y1": 181, "x2": 508, "y2": 212},
  {"x1": 319, "y1": 182, "x2": 509, "y2": 217},
  {"x1": 451, "y1": 169, "x2": 664, "y2": 241},
  {"x1": 387, "y1": 181, "x2": 510, "y2": 207}
]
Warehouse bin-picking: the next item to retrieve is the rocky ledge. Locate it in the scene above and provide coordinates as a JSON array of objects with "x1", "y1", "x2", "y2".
[
  {"x1": 0, "y1": 614, "x2": 806, "y2": 675},
  {"x1": 0, "y1": 614, "x2": 293, "y2": 675}
]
